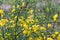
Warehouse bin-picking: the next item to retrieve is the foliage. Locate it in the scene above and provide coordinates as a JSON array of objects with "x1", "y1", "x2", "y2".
[{"x1": 0, "y1": 0, "x2": 60, "y2": 40}]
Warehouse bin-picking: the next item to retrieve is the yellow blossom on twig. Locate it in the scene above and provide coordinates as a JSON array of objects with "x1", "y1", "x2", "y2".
[{"x1": 53, "y1": 14, "x2": 58, "y2": 22}]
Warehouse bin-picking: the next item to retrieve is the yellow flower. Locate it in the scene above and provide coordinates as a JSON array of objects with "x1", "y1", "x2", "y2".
[
  {"x1": 27, "y1": 31, "x2": 31, "y2": 36},
  {"x1": 0, "y1": 22, "x2": 5, "y2": 26},
  {"x1": 36, "y1": 37, "x2": 42, "y2": 40},
  {"x1": 0, "y1": 20, "x2": 2, "y2": 25},
  {"x1": 51, "y1": 34, "x2": 56, "y2": 38},
  {"x1": 57, "y1": 34, "x2": 60, "y2": 40},
  {"x1": 0, "y1": 19, "x2": 8, "y2": 26},
  {"x1": 23, "y1": 30, "x2": 28, "y2": 35},
  {"x1": 22, "y1": 2, "x2": 25, "y2": 7},
  {"x1": 26, "y1": 19, "x2": 34, "y2": 24},
  {"x1": 29, "y1": 37, "x2": 33, "y2": 40},
  {"x1": 32, "y1": 24, "x2": 39, "y2": 32},
  {"x1": 47, "y1": 38, "x2": 53, "y2": 40},
  {"x1": 11, "y1": 9, "x2": 15, "y2": 13},
  {"x1": 29, "y1": 9, "x2": 34, "y2": 14},
  {"x1": 48, "y1": 23, "x2": 52, "y2": 28},
  {"x1": 22, "y1": 23, "x2": 28, "y2": 29},
  {"x1": 0, "y1": 9, "x2": 4, "y2": 17},
  {"x1": 28, "y1": 15, "x2": 34, "y2": 19},
  {"x1": 14, "y1": 16, "x2": 17, "y2": 19},
  {"x1": 54, "y1": 32, "x2": 59, "y2": 35},
  {"x1": 2, "y1": 19, "x2": 8, "y2": 23},
  {"x1": 10, "y1": 20, "x2": 14, "y2": 24},
  {"x1": 40, "y1": 27, "x2": 46, "y2": 30},
  {"x1": 0, "y1": 9, "x2": 4, "y2": 14},
  {"x1": 53, "y1": 14, "x2": 58, "y2": 21}
]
